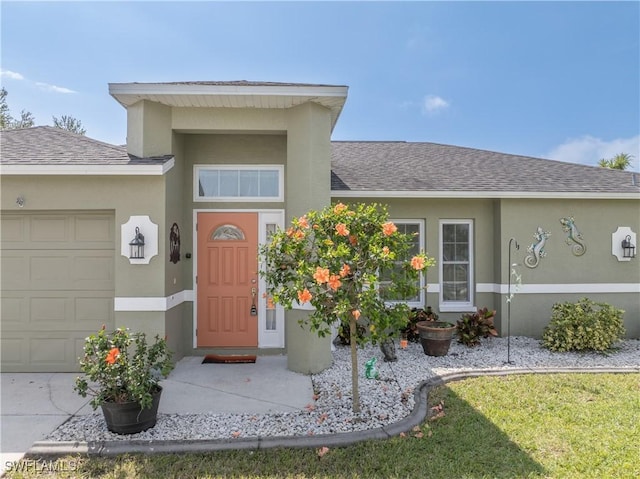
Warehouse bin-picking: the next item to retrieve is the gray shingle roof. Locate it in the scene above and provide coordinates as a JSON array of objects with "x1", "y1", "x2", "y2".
[
  {"x1": 331, "y1": 141, "x2": 640, "y2": 195},
  {"x1": 2, "y1": 128, "x2": 638, "y2": 196},
  {"x1": 0, "y1": 126, "x2": 172, "y2": 165}
]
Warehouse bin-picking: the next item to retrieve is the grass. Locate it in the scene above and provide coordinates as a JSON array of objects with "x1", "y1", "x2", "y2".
[{"x1": 7, "y1": 373, "x2": 639, "y2": 479}]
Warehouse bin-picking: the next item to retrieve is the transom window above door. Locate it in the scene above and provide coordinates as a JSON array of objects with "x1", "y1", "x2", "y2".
[{"x1": 194, "y1": 165, "x2": 284, "y2": 202}]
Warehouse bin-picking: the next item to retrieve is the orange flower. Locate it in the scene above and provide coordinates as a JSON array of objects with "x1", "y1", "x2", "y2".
[
  {"x1": 313, "y1": 267, "x2": 330, "y2": 284},
  {"x1": 382, "y1": 222, "x2": 397, "y2": 236},
  {"x1": 349, "y1": 235, "x2": 358, "y2": 246},
  {"x1": 286, "y1": 227, "x2": 295, "y2": 237},
  {"x1": 328, "y1": 274, "x2": 342, "y2": 291},
  {"x1": 105, "y1": 347, "x2": 120, "y2": 365},
  {"x1": 339, "y1": 264, "x2": 351, "y2": 278},
  {"x1": 298, "y1": 216, "x2": 309, "y2": 228},
  {"x1": 335, "y1": 223, "x2": 349, "y2": 236},
  {"x1": 382, "y1": 246, "x2": 390, "y2": 256},
  {"x1": 293, "y1": 230, "x2": 305, "y2": 240},
  {"x1": 352, "y1": 309, "x2": 361, "y2": 320},
  {"x1": 267, "y1": 297, "x2": 275, "y2": 309},
  {"x1": 334, "y1": 203, "x2": 347, "y2": 214},
  {"x1": 411, "y1": 255, "x2": 426, "y2": 270},
  {"x1": 297, "y1": 288, "x2": 313, "y2": 304}
]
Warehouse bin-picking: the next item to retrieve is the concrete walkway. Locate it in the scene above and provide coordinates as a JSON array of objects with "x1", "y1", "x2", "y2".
[{"x1": 0, "y1": 355, "x2": 313, "y2": 474}]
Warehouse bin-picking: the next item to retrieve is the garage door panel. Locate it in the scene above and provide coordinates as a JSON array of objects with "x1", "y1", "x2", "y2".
[
  {"x1": 30, "y1": 216, "x2": 69, "y2": 242},
  {"x1": 2, "y1": 291, "x2": 113, "y2": 331},
  {"x1": 31, "y1": 255, "x2": 71, "y2": 286},
  {"x1": 0, "y1": 215, "x2": 25, "y2": 242},
  {"x1": 75, "y1": 216, "x2": 114, "y2": 243},
  {"x1": 31, "y1": 296, "x2": 68, "y2": 323},
  {"x1": 75, "y1": 297, "x2": 112, "y2": 324},
  {"x1": 0, "y1": 212, "x2": 115, "y2": 372},
  {"x1": 0, "y1": 254, "x2": 28, "y2": 288},
  {"x1": 0, "y1": 296, "x2": 24, "y2": 322},
  {"x1": 0, "y1": 338, "x2": 25, "y2": 369},
  {"x1": 0, "y1": 333, "x2": 94, "y2": 372},
  {"x1": 72, "y1": 254, "x2": 114, "y2": 286}
]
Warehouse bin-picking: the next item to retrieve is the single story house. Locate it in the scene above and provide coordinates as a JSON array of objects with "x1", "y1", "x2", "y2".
[{"x1": 1, "y1": 81, "x2": 638, "y2": 373}]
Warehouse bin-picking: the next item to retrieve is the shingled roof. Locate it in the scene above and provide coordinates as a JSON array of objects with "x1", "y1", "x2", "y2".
[
  {"x1": 0, "y1": 126, "x2": 172, "y2": 166},
  {"x1": 331, "y1": 141, "x2": 640, "y2": 197},
  {"x1": 2, "y1": 128, "x2": 638, "y2": 197}
]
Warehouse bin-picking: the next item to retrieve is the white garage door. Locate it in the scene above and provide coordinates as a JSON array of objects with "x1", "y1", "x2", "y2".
[{"x1": 1, "y1": 212, "x2": 115, "y2": 372}]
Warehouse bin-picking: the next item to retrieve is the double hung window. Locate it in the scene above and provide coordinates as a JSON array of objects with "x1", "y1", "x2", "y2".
[
  {"x1": 439, "y1": 220, "x2": 474, "y2": 311},
  {"x1": 380, "y1": 220, "x2": 425, "y2": 308}
]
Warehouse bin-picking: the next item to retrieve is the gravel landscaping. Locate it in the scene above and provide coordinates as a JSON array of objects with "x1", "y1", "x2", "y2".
[{"x1": 47, "y1": 337, "x2": 640, "y2": 443}]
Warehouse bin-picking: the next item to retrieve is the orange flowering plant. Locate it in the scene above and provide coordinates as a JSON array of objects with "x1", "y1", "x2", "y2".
[
  {"x1": 74, "y1": 327, "x2": 173, "y2": 410},
  {"x1": 260, "y1": 202, "x2": 434, "y2": 412}
]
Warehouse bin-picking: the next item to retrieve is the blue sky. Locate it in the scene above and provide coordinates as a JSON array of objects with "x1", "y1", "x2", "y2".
[{"x1": 2, "y1": 1, "x2": 639, "y2": 170}]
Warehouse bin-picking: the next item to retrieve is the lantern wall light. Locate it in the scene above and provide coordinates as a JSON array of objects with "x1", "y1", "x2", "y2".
[
  {"x1": 121, "y1": 216, "x2": 158, "y2": 265},
  {"x1": 621, "y1": 235, "x2": 636, "y2": 258},
  {"x1": 611, "y1": 227, "x2": 636, "y2": 262},
  {"x1": 129, "y1": 227, "x2": 145, "y2": 259}
]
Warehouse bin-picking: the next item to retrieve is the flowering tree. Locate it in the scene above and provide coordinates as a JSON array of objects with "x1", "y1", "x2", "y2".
[{"x1": 260, "y1": 202, "x2": 434, "y2": 412}]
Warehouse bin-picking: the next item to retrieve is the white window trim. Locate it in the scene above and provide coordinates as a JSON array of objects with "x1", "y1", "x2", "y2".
[
  {"x1": 384, "y1": 219, "x2": 425, "y2": 309},
  {"x1": 439, "y1": 219, "x2": 475, "y2": 312},
  {"x1": 193, "y1": 164, "x2": 284, "y2": 202}
]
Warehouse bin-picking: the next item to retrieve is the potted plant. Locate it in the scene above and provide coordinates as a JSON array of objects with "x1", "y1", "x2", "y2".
[
  {"x1": 456, "y1": 307, "x2": 498, "y2": 347},
  {"x1": 74, "y1": 326, "x2": 174, "y2": 434},
  {"x1": 415, "y1": 307, "x2": 456, "y2": 356},
  {"x1": 402, "y1": 306, "x2": 438, "y2": 343}
]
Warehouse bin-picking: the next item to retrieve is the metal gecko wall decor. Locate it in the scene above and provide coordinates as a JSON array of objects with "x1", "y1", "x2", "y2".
[
  {"x1": 559, "y1": 216, "x2": 586, "y2": 256},
  {"x1": 525, "y1": 226, "x2": 551, "y2": 268}
]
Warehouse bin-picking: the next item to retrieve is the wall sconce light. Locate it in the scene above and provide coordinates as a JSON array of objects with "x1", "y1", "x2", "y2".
[
  {"x1": 129, "y1": 227, "x2": 145, "y2": 259},
  {"x1": 621, "y1": 235, "x2": 636, "y2": 258}
]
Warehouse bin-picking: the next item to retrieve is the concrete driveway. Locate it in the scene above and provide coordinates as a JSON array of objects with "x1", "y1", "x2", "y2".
[
  {"x1": 1, "y1": 355, "x2": 313, "y2": 474},
  {"x1": 1, "y1": 373, "x2": 92, "y2": 474}
]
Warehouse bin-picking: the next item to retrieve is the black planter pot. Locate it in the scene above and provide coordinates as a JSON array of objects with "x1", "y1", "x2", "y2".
[
  {"x1": 416, "y1": 321, "x2": 456, "y2": 356},
  {"x1": 100, "y1": 386, "x2": 162, "y2": 435}
]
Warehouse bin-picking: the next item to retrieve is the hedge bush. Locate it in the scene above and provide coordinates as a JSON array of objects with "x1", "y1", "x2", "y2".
[{"x1": 542, "y1": 298, "x2": 625, "y2": 352}]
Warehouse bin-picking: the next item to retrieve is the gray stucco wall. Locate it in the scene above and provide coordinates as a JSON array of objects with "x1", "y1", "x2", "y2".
[{"x1": 336, "y1": 196, "x2": 640, "y2": 339}]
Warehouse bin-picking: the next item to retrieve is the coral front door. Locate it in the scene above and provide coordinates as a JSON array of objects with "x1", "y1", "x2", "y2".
[{"x1": 197, "y1": 212, "x2": 259, "y2": 348}]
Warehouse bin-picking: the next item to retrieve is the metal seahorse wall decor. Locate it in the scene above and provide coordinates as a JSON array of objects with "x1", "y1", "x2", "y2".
[
  {"x1": 560, "y1": 216, "x2": 586, "y2": 256},
  {"x1": 525, "y1": 226, "x2": 551, "y2": 268}
]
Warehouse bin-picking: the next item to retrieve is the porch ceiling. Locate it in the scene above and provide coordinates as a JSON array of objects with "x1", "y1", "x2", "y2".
[{"x1": 109, "y1": 81, "x2": 348, "y2": 131}]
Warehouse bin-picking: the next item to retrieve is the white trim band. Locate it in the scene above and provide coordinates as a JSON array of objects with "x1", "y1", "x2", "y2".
[
  {"x1": 333, "y1": 190, "x2": 640, "y2": 200},
  {"x1": 474, "y1": 283, "x2": 640, "y2": 294},
  {"x1": 0, "y1": 158, "x2": 175, "y2": 176},
  {"x1": 115, "y1": 290, "x2": 194, "y2": 312}
]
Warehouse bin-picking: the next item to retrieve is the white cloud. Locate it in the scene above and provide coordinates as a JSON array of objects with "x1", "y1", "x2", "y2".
[
  {"x1": 0, "y1": 69, "x2": 25, "y2": 80},
  {"x1": 547, "y1": 135, "x2": 640, "y2": 171},
  {"x1": 423, "y1": 95, "x2": 449, "y2": 114},
  {"x1": 35, "y1": 82, "x2": 76, "y2": 94}
]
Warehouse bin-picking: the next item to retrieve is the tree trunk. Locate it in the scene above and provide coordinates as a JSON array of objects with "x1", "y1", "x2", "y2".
[{"x1": 349, "y1": 317, "x2": 360, "y2": 413}]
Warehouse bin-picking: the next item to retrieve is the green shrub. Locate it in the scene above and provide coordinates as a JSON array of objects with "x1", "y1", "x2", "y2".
[
  {"x1": 456, "y1": 307, "x2": 498, "y2": 347},
  {"x1": 542, "y1": 298, "x2": 625, "y2": 352}
]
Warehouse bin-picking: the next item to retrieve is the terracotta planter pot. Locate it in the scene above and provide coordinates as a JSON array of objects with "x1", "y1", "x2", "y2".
[
  {"x1": 100, "y1": 386, "x2": 162, "y2": 435},
  {"x1": 416, "y1": 321, "x2": 456, "y2": 356}
]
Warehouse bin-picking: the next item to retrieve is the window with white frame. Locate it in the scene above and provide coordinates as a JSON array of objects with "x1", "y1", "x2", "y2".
[
  {"x1": 439, "y1": 220, "x2": 474, "y2": 311},
  {"x1": 380, "y1": 220, "x2": 425, "y2": 307},
  {"x1": 194, "y1": 165, "x2": 284, "y2": 202}
]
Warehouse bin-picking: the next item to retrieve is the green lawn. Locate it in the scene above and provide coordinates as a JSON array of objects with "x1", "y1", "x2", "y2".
[{"x1": 8, "y1": 373, "x2": 639, "y2": 479}]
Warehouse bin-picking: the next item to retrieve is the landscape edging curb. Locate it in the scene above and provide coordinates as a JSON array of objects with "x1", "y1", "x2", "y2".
[{"x1": 26, "y1": 366, "x2": 639, "y2": 457}]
